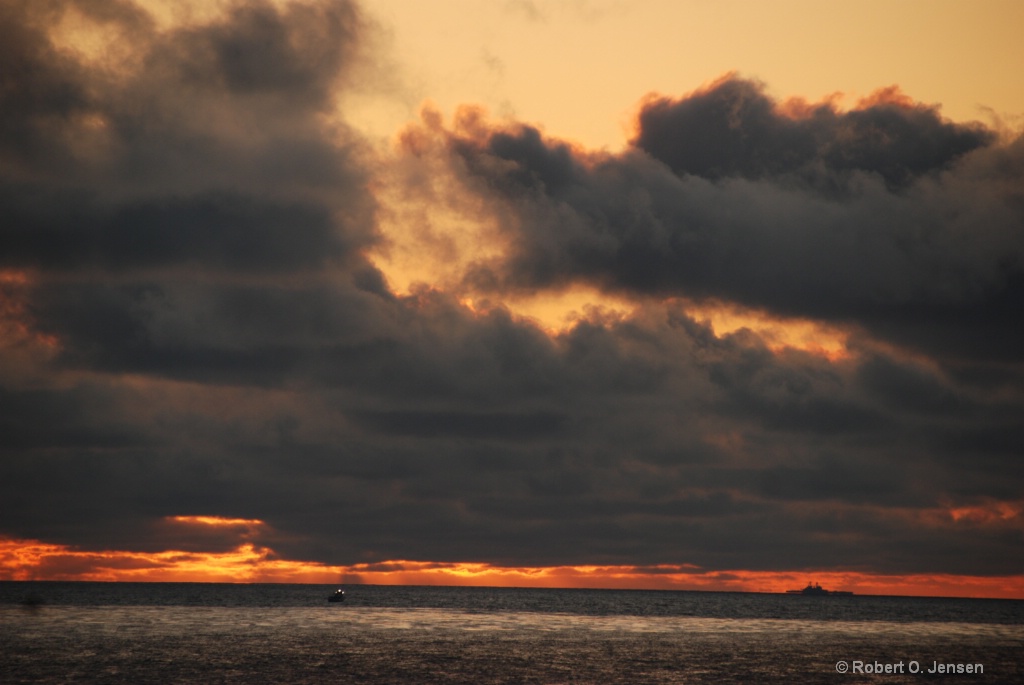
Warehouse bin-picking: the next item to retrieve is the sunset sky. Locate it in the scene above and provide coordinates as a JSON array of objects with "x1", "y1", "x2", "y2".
[{"x1": 2, "y1": 0, "x2": 1023, "y2": 598}]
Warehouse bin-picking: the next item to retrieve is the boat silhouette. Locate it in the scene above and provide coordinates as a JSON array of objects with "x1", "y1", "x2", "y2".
[{"x1": 786, "y1": 582, "x2": 853, "y2": 596}]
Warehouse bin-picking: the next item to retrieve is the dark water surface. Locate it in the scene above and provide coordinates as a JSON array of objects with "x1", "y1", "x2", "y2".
[{"x1": 2, "y1": 583, "x2": 1022, "y2": 683}]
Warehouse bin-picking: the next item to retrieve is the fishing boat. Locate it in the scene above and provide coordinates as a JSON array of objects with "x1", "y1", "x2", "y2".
[{"x1": 327, "y1": 588, "x2": 346, "y2": 603}]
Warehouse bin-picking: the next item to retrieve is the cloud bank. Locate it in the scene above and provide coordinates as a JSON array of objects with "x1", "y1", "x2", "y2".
[
  {"x1": 445, "y1": 77, "x2": 1024, "y2": 368},
  {"x1": 1, "y1": 1, "x2": 1022, "y2": 589}
]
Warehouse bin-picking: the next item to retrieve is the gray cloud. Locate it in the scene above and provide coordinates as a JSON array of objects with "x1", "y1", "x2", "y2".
[
  {"x1": 445, "y1": 82, "x2": 1024, "y2": 368},
  {"x1": 2, "y1": 189, "x2": 355, "y2": 272},
  {"x1": 3, "y1": 295, "x2": 1021, "y2": 573},
  {"x1": 0, "y1": 3, "x2": 1021, "y2": 583},
  {"x1": 0, "y1": 0, "x2": 374, "y2": 274},
  {"x1": 634, "y1": 76, "x2": 994, "y2": 192}
]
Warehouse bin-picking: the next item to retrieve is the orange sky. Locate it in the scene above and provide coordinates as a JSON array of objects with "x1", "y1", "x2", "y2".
[
  {"x1": 3, "y1": 517, "x2": 1022, "y2": 599},
  {"x1": 4, "y1": 536, "x2": 1023, "y2": 599},
  {"x1": 354, "y1": 0, "x2": 1024, "y2": 151}
]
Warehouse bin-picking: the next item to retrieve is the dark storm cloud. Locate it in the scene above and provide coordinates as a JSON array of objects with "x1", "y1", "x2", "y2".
[
  {"x1": 2, "y1": 1, "x2": 1022, "y2": 584},
  {"x1": 251, "y1": 306, "x2": 1021, "y2": 571},
  {"x1": 634, "y1": 76, "x2": 994, "y2": 191},
  {"x1": 351, "y1": 409, "x2": 567, "y2": 440},
  {"x1": 0, "y1": 384, "x2": 147, "y2": 451},
  {"x1": 0, "y1": 0, "x2": 373, "y2": 272},
  {"x1": 165, "y1": 0, "x2": 359, "y2": 105},
  {"x1": 1, "y1": 189, "x2": 349, "y2": 272},
  {"x1": 444, "y1": 78, "x2": 1024, "y2": 366},
  {"x1": 25, "y1": 278, "x2": 395, "y2": 385},
  {"x1": 0, "y1": 0, "x2": 386, "y2": 550},
  {"x1": 4, "y1": 289, "x2": 1022, "y2": 573},
  {"x1": 0, "y1": 0, "x2": 380, "y2": 379}
]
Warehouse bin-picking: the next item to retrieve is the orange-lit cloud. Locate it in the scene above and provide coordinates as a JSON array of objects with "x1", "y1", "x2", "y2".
[
  {"x1": 856, "y1": 85, "x2": 918, "y2": 111},
  {"x1": 465, "y1": 292, "x2": 853, "y2": 360},
  {"x1": 458, "y1": 287, "x2": 637, "y2": 336},
  {"x1": 0, "y1": 537, "x2": 343, "y2": 584},
  {"x1": 370, "y1": 104, "x2": 647, "y2": 339},
  {"x1": 0, "y1": 517, "x2": 342, "y2": 583},
  {"x1": 166, "y1": 515, "x2": 267, "y2": 528},
  {"x1": 754, "y1": 83, "x2": 921, "y2": 123},
  {"x1": 47, "y1": 3, "x2": 140, "y2": 73},
  {"x1": 0, "y1": 270, "x2": 57, "y2": 350},
  {"x1": 682, "y1": 300, "x2": 852, "y2": 361},
  {"x1": 2, "y1": 533, "x2": 1022, "y2": 599},
  {"x1": 0, "y1": 270, "x2": 61, "y2": 383},
  {"x1": 372, "y1": 102, "x2": 855, "y2": 360},
  {"x1": 946, "y1": 500, "x2": 1024, "y2": 526},
  {"x1": 369, "y1": 104, "x2": 511, "y2": 298}
]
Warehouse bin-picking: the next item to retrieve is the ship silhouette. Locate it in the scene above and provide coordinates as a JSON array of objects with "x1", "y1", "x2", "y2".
[{"x1": 786, "y1": 582, "x2": 853, "y2": 596}]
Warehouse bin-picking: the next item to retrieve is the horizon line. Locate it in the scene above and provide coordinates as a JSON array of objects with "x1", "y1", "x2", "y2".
[
  {"x1": 5, "y1": 577, "x2": 1024, "y2": 602},
  {"x1": 3, "y1": 536, "x2": 1023, "y2": 600}
]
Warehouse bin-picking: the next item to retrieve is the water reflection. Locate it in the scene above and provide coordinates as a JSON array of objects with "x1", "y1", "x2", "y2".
[
  {"x1": 325, "y1": 606, "x2": 1024, "y2": 640},
  {"x1": 3, "y1": 604, "x2": 1022, "y2": 685}
]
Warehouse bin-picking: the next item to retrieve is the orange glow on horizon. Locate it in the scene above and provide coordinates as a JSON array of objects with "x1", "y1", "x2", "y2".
[
  {"x1": 2, "y1": 536, "x2": 1022, "y2": 599},
  {"x1": 0, "y1": 537, "x2": 343, "y2": 584}
]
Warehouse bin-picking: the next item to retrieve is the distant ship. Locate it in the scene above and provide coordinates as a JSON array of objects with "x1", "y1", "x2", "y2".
[
  {"x1": 786, "y1": 582, "x2": 853, "y2": 596},
  {"x1": 327, "y1": 588, "x2": 346, "y2": 603}
]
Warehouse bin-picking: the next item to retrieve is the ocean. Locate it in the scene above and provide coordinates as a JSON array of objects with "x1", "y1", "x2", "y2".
[{"x1": 2, "y1": 582, "x2": 1021, "y2": 683}]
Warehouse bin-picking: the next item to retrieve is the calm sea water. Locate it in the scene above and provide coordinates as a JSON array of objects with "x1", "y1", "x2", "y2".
[{"x1": 2, "y1": 583, "x2": 1022, "y2": 684}]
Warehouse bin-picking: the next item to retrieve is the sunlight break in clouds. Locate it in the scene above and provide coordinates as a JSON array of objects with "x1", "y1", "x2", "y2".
[
  {"x1": 0, "y1": 537, "x2": 342, "y2": 584},
  {"x1": 373, "y1": 103, "x2": 855, "y2": 358},
  {"x1": 166, "y1": 515, "x2": 267, "y2": 528},
  {"x1": 3, "y1": 536, "x2": 1023, "y2": 599},
  {"x1": 1, "y1": 513, "x2": 1021, "y2": 598},
  {"x1": 0, "y1": 517, "x2": 340, "y2": 583}
]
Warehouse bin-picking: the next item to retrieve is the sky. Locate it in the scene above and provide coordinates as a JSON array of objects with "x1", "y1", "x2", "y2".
[{"x1": 1, "y1": 0, "x2": 1023, "y2": 598}]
